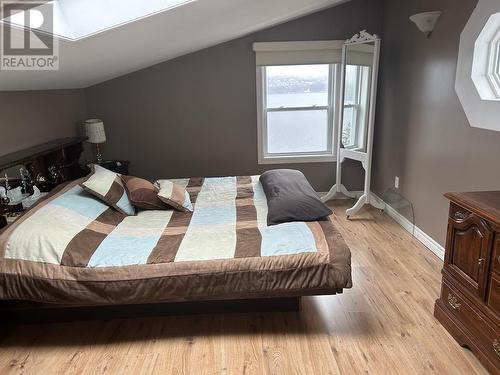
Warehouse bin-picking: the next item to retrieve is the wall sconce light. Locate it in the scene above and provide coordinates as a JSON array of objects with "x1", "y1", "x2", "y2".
[{"x1": 410, "y1": 11, "x2": 442, "y2": 38}]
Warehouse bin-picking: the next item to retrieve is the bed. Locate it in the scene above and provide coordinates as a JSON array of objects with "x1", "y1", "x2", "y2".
[{"x1": 0, "y1": 174, "x2": 352, "y2": 306}]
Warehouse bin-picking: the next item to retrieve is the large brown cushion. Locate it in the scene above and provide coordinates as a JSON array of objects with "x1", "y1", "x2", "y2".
[
  {"x1": 121, "y1": 175, "x2": 169, "y2": 210},
  {"x1": 260, "y1": 169, "x2": 332, "y2": 226}
]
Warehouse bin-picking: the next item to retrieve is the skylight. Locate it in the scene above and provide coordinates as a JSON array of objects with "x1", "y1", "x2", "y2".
[{"x1": 2, "y1": 0, "x2": 197, "y2": 41}]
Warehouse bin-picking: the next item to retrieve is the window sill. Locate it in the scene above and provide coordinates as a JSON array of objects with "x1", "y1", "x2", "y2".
[{"x1": 258, "y1": 155, "x2": 335, "y2": 165}]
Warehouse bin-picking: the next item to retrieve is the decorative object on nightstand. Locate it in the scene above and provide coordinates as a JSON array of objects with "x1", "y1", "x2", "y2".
[
  {"x1": 97, "y1": 160, "x2": 129, "y2": 175},
  {"x1": 0, "y1": 187, "x2": 8, "y2": 230},
  {"x1": 85, "y1": 119, "x2": 106, "y2": 164},
  {"x1": 0, "y1": 186, "x2": 9, "y2": 205},
  {"x1": 0, "y1": 187, "x2": 24, "y2": 230}
]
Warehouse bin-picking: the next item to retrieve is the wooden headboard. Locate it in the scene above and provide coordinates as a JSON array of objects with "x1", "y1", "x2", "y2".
[{"x1": 0, "y1": 137, "x2": 89, "y2": 192}]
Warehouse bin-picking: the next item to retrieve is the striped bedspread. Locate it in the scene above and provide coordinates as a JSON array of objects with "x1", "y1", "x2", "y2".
[{"x1": 0, "y1": 176, "x2": 352, "y2": 304}]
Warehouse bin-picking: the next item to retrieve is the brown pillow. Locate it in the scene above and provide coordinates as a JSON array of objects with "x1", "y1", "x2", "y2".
[{"x1": 121, "y1": 175, "x2": 169, "y2": 210}]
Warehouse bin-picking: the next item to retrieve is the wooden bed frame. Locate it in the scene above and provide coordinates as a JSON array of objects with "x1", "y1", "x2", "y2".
[
  {"x1": 0, "y1": 297, "x2": 302, "y2": 324},
  {"x1": 0, "y1": 137, "x2": 89, "y2": 186}
]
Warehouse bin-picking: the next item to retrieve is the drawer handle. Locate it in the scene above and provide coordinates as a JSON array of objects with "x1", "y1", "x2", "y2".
[
  {"x1": 447, "y1": 294, "x2": 461, "y2": 311},
  {"x1": 454, "y1": 211, "x2": 469, "y2": 220},
  {"x1": 494, "y1": 340, "x2": 500, "y2": 357}
]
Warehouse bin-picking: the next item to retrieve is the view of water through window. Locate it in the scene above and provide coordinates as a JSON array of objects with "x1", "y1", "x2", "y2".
[{"x1": 265, "y1": 65, "x2": 330, "y2": 154}]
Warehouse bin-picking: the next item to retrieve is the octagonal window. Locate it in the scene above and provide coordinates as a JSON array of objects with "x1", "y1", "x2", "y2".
[
  {"x1": 493, "y1": 39, "x2": 500, "y2": 92},
  {"x1": 472, "y1": 12, "x2": 500, "y2": 101}
]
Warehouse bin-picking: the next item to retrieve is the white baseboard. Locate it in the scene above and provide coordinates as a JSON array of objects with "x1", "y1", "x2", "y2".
[
  {"x1": 320, "y1": 190, "x2": 445, "y2": 260},
  {"x1": 380, "y1": 198, "x2": 445, "y2": 260}
]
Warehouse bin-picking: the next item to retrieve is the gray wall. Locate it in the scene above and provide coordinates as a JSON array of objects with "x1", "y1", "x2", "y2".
[
  {"x1": 5, "y1": 0, "x2": 497, "y2": 249},
  {"x1": 373, "y1": 0, "x2": 500, "y2": 245},
  {"x1": 0, "y1": 90, "x2": 87, "y2": 156},
  {"x1": 85, "y1": 0, "x2": 385, "y2": 191}
]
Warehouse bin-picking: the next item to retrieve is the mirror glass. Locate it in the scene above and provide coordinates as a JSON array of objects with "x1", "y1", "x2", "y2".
[
  {"x1": 1, "y1": 165, "x2": 25, "y2": 185},
  {"x1": 341, "y1": 41, "x2": 375, "y2": 153}
]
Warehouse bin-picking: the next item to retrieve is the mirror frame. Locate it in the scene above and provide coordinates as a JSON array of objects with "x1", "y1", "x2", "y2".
[{"x1": 322, "y1": 30, "x2": 385, "y2": 218}]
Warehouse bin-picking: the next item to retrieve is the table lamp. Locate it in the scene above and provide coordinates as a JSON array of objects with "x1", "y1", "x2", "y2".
[{"x1": 85, "y1": 119, "x2": 106, "y2": 163}]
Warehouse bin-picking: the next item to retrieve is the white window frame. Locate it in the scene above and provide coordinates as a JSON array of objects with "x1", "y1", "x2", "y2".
[
  {"x1": 456, "y1": 2, "x2": 500, "y2": 132},
  {"x1": 256, "y1": 64, "x2": 340, "y2": 165},
  {"x1": 471, "y1": 12, "x2": 500, "y2": 101},
  {"x1": 342, "y1": 65, "x2": 371, "y2": 151},
  {"x1": 487, "y1": 32, "x2": 500, "y2": 98}
]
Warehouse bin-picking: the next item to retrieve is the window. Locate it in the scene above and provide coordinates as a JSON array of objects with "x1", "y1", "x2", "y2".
[
  {"x1": 490, "y1": 38, "x2": 500, "y2": 97},
  {"x1": 2, "y1": 0, "x2": 196, "y2": 41},
  {"x1": 257, "y1": 64, "x2": 338, "y2": 164},
  {"x1": 456, "y1": 4, "x2": 500, "y2": 132},
  {"x1": 342, "y1": 65, "x2": 371, "y2": 150},
  {"x1": 496, "y1": 43, "x2": 500, "y2": 77},
  {"x1": 471, "y1": 11, "x2": 500, "y2": 101}
]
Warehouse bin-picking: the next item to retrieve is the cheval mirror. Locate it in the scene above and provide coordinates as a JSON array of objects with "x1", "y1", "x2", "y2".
[{"x1": 323, "y1": 30, "x2": 385, "y2": 218}]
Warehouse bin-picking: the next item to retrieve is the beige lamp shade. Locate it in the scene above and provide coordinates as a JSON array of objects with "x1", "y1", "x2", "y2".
[{"x1": 85, "y1": 119, "x2": 106, "y2": 144}]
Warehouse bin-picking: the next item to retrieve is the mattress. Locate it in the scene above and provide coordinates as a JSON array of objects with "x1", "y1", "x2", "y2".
[{"x1": 0, "y1": 176, "x2": 352, "y2": 305}]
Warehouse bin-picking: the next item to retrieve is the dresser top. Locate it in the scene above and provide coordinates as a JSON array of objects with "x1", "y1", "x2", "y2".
[{"x1": 445, "y1": 191, "x2": 500, "y2": 227}]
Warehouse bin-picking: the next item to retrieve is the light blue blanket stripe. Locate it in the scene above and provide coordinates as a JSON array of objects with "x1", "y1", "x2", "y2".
[
  {"x1": 183, "y1": 191, "x2": 194, "y2": 212},
  {"x1": 51, "y1": 186, "x2": 109, "y2": 218},
  {"x1": 189, "y1": 177, "x2": 237, "y2": 227},
  {"x1": 88, "y1": 235, "x2": 163, "y2": 267},
  {"x1": 260, "y1": 222, "x2": 317, "y2": 257},
  {"x1": 115, "y1": 192, "x2": 136, "y2": 216}
]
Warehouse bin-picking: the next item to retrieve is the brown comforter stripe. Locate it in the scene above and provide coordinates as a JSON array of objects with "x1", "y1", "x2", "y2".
[
  {"x1": 186, "y1": 177, "x2": 204, "y2": 204},
  {"x1": 61, "y1": 208, "x2": 125, "y2": 267},
  {"x1": 104, "y1": 178, "x2": 125, "y2": 204},
  {"x1": 319, "y1": 219, "x2": 343, "y2": 259},
  {"x1": 147, "y1": 177, "x2": 204, "y2": 264},
  {"x1": 319, "y1": 219, "x2": 352, "y2": 287},
  {"x1": 234, "y1": 176, "x2": 262, "y2": 259}
]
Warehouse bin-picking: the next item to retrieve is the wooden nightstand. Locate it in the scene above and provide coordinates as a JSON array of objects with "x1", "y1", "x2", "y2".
[
  {"x1": 0, "y1": 213, "x2": 6, "y2": 230},
  {"x1": 98, "y1": 160, "x2": 129, "y2": 175},
  {"x1": 0, "y1": 207, "x2": 23, "y2": 230}
]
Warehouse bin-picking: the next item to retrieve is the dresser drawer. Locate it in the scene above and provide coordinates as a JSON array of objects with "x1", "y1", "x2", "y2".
[
  {"x1": 442, "y1": 281, "x2": 500, "y2": 364},
  {"x1": 445, "y1": 204, "x2": 492, "y2": 299},
  {"x1": 493, "y1": 235, "x2": 500, "y2": 275},
  {"x1": 488, "y1": 273, "x2": 500, "y2": 316}
]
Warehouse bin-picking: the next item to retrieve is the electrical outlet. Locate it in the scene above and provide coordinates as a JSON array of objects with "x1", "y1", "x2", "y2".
[{"x1": 395, "y1": 176, "x2": 400, "y2": 189}]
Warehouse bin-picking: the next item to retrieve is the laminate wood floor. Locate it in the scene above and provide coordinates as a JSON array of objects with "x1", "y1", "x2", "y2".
[{"x1": 0, "y1": 201, "x2": 488, "y2": 374}]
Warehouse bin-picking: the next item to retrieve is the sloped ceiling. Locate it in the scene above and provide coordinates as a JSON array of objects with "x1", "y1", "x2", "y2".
[{"x1": 0, "y1": 0, "x2": 349, "y2": 90}]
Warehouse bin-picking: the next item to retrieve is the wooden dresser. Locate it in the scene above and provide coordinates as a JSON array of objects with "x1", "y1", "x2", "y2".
[{"x1": 435, "y1": 191, "x2": 500, "y2": 373}]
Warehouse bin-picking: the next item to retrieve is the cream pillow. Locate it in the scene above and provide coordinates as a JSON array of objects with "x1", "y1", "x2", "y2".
[
  {"x1": 155, "y1": 180, "x2": 193, "y2": 212},
  {"x1": 81, "y1": 165, "x2": 135, "y2": 215}
]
